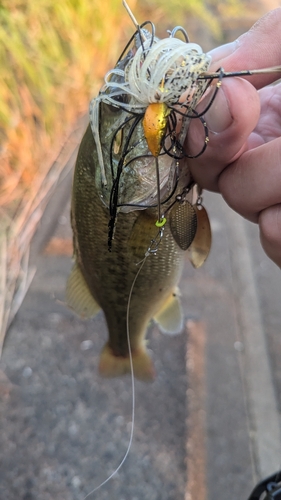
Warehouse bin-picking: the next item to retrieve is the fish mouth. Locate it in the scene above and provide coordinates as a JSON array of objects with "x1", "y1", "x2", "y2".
[
  {"x1": 113, "y1": 153, "x2": 179, "y2": 214},
  {"x1": 97, "y1": 158, "x2": 178, "y2": 215}
]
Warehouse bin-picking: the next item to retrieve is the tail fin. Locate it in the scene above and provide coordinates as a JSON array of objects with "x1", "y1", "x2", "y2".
[{"x1": 98, "y1": 343, "x2": 155, "y2": 382}]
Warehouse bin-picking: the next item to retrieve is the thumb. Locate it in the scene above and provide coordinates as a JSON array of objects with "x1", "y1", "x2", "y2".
[{"x1": 186, "y1": 76, "x2": 260, "y2": 191}]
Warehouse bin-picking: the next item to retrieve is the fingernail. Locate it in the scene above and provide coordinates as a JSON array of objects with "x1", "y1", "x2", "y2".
[
  {"x1": 208, "y1": 40, "x2": 238, "y2": 67},
  {"x1": 204, "y1": 86, "x2": 233, "y2": 133}
]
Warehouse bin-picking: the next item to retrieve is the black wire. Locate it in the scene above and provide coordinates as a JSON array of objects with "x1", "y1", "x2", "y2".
[
  {"x1": 108, "y1": 114, "x2": 143, "y2": 250},
  {"x1": 109, "y1": 114, "x2": 138, "y2": 178}
]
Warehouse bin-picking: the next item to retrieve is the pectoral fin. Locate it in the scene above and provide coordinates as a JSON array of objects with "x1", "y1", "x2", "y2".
[
  {"x1": 66, "y1": 262, "x2": 100, "y2": 318},
  {"x1": 153, "y1": 288, "x2": 183, "y2": 335}
]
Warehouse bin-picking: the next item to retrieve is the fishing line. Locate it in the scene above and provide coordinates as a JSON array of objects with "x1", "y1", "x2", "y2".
[
  {"x1": 155, "y1": 157, "x2": 162, "y2": 223},
  {"x1": 82, "y1": 254, "x2": 149, "y2": 500}
]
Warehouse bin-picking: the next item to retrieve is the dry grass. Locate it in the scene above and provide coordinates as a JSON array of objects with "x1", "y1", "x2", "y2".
[
  {"x1": 0, "y1": 0, "x2": 137, "y2": 216},
  {"x1": 0, "y1": 0, "x2": 138, "y2": 351}
]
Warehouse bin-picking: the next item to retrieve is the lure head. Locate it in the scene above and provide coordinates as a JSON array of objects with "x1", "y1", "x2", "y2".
[{"x1": 143, "y1": 102, "x2": 171, "y2": 157}]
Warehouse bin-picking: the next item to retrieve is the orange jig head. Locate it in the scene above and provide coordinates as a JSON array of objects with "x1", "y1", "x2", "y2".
[{"x1": 143, "y1": 102, "x2": 171, "y2": 157}]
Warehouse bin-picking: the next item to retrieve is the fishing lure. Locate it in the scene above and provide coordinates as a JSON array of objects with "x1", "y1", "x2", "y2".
[
  {"x1": 89, "y1": 2, "x2": 216, "y2": 260},
  {"x1": 89, "y1": 0, "x2": 281, "y2": 261}
]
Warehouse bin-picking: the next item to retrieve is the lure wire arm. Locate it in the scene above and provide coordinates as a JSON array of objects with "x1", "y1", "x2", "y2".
[
  {"x1": 167, "y1": 26, "x2": 190, "y2": 43},
  {"x1": 146, "y1": 226, "x2": 165, "y2": 256},
  {"x1": 199, "y1": 66, "x2": 281, "y2": 81}
]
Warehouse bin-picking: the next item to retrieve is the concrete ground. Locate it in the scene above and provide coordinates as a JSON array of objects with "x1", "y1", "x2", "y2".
[{"x1": 0, "y1": 161, "x2": 281, "y2": 500}]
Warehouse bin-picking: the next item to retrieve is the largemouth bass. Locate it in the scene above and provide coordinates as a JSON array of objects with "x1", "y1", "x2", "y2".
[{"x1": 66, "y1": 16, "x2": 213, "y2": 381}]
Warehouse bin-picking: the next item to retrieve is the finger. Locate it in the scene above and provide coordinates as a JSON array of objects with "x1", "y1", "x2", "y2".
[
  {"x1": 259, "y1": 204, "x2": 281, "y2": 268},
  {"x1": 255, "y1": 83, "x2": 281, "y2": 141},
  {"x1": 218, "y1": 137, "x2": 281, "y2": 222},
  {"x1": 186, "y1": 77, "x2": 260, "y2": 191},
  {"x1": 208, "y1": 8, "x2": 281, "y2": 89}
]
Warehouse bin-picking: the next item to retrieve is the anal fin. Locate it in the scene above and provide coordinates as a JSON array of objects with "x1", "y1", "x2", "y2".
[
  {"x1": 153, "y1": 288, "x2": 183, "y2": 335},
  {"x1": 66, "y1": 262, "x2": 100, "y2": 318}
]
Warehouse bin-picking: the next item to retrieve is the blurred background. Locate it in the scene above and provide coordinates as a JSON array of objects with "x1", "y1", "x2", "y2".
[{"x1": 1, "y1": 1, "x2": 281, "y2": 499}]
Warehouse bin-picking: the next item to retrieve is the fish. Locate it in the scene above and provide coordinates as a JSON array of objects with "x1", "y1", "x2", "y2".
[{"x1": 66, "y1": 13, "x2": 215, "y2": 382}]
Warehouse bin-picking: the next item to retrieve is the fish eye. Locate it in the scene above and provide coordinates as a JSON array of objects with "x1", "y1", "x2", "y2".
[{"x1": 107, "y1": 93, "x2": 129, "y2": 112}]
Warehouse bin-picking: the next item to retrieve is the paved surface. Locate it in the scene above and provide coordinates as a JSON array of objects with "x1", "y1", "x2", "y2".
[
  {"x1": 0, "y1": 172, "x2": 281, "y2": 500},
  {"x1": 185, "y1": 194, "x2": 281, "y2": 500}
]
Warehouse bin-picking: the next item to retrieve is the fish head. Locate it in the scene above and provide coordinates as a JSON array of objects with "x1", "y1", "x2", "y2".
[
  {"x1": 97, "y1": 99, "x2": 177, "y2": 212},
  {"x1": 89, "y1": 23, "x2": 212, "y2": 214}
]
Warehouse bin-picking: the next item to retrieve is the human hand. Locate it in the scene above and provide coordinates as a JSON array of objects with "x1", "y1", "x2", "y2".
[{"x1": 187, "y1": 8, "x2": 281, "y2": 267}]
